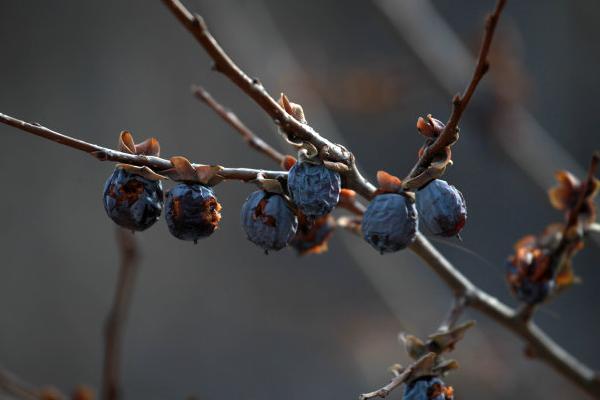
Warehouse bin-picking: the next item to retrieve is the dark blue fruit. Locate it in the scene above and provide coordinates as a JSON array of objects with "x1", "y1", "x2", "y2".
[
  {"x1": 416, "y1": 179, "x2": 466, "y2": 237},
  {"x1": 506, "y1": 262, "x2": 553, "y2": 305},
  {"x1": 287, "y1": 161, "x2": 341, "y2": 218},
  {"x1": 403, "y1": 377, "x2": 454, "y2": 400},
  {"x1": 165, "y1": 183, "x2": 221, "y2": 243},
  {"x1": 362, "y1": 193, "x2": 418, "y2": 253},
  {"x1": 103, "y1": 168, "x2": 163, "y2": 231},
  {"x1": 241, "y1": 190, "x2": 298, "y2": 251}
]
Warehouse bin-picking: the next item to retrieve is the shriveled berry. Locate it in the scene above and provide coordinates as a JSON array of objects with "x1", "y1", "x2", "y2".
[
  {"x1": 416, "y1": 179, "x2": 466, "y2": 237},
  {"x1": 507, "y1": 262, "x2": 553, "y2": 304},
  {"x1": 165, "y1": 183, "x2": 221, "y2": 243},
  {"x1": 290, "y1": 213, "x2": 335, "y2": 255},
  {"x1": 103, "y1": 168, "x2": 163, "y2": 231},
  {"x1": 403, "y1": 377, "x2": 454, "y2": 400},
  {"x1": 362, "y1": 193, "x2": 418, "y2": 253},
  {"x1": 287, "y1": 161, "x2": 341, "y2": 218},
  {"x1": 241, "y1": 190, "x2": 298, "y2": 251}
]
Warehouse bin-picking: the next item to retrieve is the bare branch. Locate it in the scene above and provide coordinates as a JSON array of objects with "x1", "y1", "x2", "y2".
[
  {"x1": 404, "y1": 0, "x2": 506, "y2": 182},
  {"x1": 0, "y1": 367, "x2": 70, "y2": 400},
  {"x1": 102, "y1": 229, "x2": 140, "y2": 400},
  {"x1": 0, "y1": 112, "x2": 287, "y2": 183},
  {"x1": 161, "y1": 0, "x2": 376, "y2": 199},
  {"x1": 359, "y1": 353, "x2": 436, "y2": 400},
  {"x1": 438, "y1": 296, "x2": 468, "y2": 332},
  {"x1": 95, "y1": 0, "x2": 600, "y2": 396},
  {"x1": 0, "y1": 367, "x2": 42, "y2": 400},
  {"x1": 410, "y1": 234, "x2": 600, "y2": 397},
  {"x1": 192, "y1": 85, "x2": 285, "y2": 164}
]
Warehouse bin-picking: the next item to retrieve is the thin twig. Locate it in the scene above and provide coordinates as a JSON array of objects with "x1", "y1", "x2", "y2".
[
  {"x1": 359, "y1": 353, "x2": 436, "y2": 400},
  {"x1": 0, "y1": 368, "x2": 69, "y2": 400},
  {"x1": 192, "y1": 85, "x2": 285, "y2": 164},
  {"x1": 161, "y1": 0, "x2": 376, "y2": 200},
  {"x1": 409, "y1": 234, "x2": 600, "y2": 397},
  {"x1": 0, "y1": 367, "x2": 42, "y2": 400},
  {"x1": 1, "y1": 1, "x2": 597, "y2": 397},
  {"x1": 101, "y1": 229, "x2": 140, "y2": 400},
  {"x1": 0, "y1": 112, "x2": 287, "y2": 183},
  {"x1": 404, "y1": 0, "x2": 506, "y2": 182},
  {"x1": 438, "y1": 296, "x2": 468, "y2": 332},
  {"x1": 162, "y1": 1, "x2": 600, "y2": 397}
]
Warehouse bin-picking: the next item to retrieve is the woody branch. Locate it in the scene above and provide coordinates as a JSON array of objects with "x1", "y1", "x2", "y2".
[{"x1": 161, "y1": 0, "x2": 600, "y2": 396}]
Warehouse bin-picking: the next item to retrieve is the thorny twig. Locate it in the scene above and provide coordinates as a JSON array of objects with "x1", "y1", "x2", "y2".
[
  {"x1": 159, "y1": 0, "x2": 600, "y2": 396},
  {"x1": 102, "y1": 229, "x2": 140, "y2": 400}
]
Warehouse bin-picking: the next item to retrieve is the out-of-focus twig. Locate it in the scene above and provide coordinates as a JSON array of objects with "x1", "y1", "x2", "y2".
[
  {"x1": 0, "y1": 367, "x2": 41, "y2": 400},
  {"x1": 101, "y1": 229, "x2": 140, "y2": 400},
  {"x1": 161, "y1": 0, "x2": 376, "y2": 199},
  {"x1": 192, "y1": 85, "x2": 285, "y2": 164},
  {"x1": 0, "y1": 368, "x2": 70, "y2": 400}
]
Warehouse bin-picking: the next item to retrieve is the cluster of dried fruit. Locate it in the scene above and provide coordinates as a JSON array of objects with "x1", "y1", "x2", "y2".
[
  {"x1": 101, "y1": 128, "x2": 467, "y2": 255},
  {"x1": 506, "y1": 169, "x2": 599, "y2": 304}
]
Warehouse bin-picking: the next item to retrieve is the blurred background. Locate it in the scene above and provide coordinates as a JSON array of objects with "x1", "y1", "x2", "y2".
[{"x1": 1, "y1": 0, "x2": 599, "y2": 398}]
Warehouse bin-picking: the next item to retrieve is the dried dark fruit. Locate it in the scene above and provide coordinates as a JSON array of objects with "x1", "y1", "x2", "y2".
[
  {"x1": 416, "y1": 179, "x2": 466, "y2": 237},
  {"x1": 362, "y1": 193, "x2": 418, "y2": 253},
  {"x1": 506, "y1": 235, "x2": 554, "y2": 304},
  {"x1": 287, "y1": 161, "x2": 341, "y2": 218},
  {"x1": 241, "y1": 190, "x2": 298, "y2": 252},
  {"x1": 165, "y1": 183, "x2": 221, "y2": 243},
  {"x1": 403, "y1": 377, "x2": 454, "y2": 400},
  {"x1": 290, "y1": 213, "x2": 335, "y2": 255},
  {"x1": 102, "y1": 167, "x2": 164, "y2": 231}
]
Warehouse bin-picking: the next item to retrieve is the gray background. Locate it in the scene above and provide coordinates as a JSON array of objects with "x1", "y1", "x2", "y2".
[{"x1": 0, "y1": 0, "x2": 599, "y2": 399}]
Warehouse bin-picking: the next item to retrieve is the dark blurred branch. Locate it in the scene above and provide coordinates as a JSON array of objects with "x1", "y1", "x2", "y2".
[
  {"x1": 0, "y1": 367, "x2": 42, "y2": 400},
  {"x1": 101, "y1": 229, "x2": 140, "y2": 400},
  {"x1": 192, "y1": 85, "x2": 285, "y2": 164},
  {"x1": 404, "y1": 0, "x2": 506, "y2": 182},
  {"x1": 0, "y1": 368, "x2": 70, "y2": 400},
  {"x1": 0, "y1": 112, "x2": 287, "y2": 182},
  {"x1": 161, "y1": 0, "x2": 376, "y2": 199},
  {"x1": 438, "y1": 296, "x2": 468, "y2": 332}
]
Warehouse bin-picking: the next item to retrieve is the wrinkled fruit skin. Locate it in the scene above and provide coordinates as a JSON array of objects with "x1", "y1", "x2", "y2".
[
  {"x1": 403, "y1": 378, "x2": 454, "y2": 400},
  {"x1": 103, "y1": 168, "x2": 163, "y2": 231},
  {"x1": 290, "y1": 213, "x2": 335, "y2": 255},
  {"x1": 362, "y1": 193, "x2": 418, "y2": 253},
  {"x1": 287, "y1": 162, "x2": 341, "y2": 218},
  {"x1": 416, "y1": 179, "x2": 467, "y2": 237},
  {"x1": 241, "y1": 190, "x2": 298, "y2": 251},
  {"x1": 165, "y1": 183, "x2": 221, "y2": 242}
]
